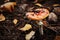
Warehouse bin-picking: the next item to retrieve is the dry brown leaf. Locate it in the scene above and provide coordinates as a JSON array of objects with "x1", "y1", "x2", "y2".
[
  {"x1": 1, "y1": 2, "x2": 16, "y2": 12},
  {"x1": 25, "y1": 31, "x2": 35, "y2": 40},
  {"x1": 35, "y1": 3, "x2": 42, "y2": 7},
  {"x1": 53, "y1": 4, "x2": 60, "y2": 7},
  {"x1": 19, "y1": 24, "x2": 32, "y2": 31},
  {"x1": 0, "y1": 14, "x2": 5, "y2": 21},
  {"x1": 13, "y1": 19, "x2": 18, "y2": 24}
]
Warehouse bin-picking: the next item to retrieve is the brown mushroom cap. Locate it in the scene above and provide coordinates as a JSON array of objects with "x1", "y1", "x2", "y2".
[{"x1": 26, "y1": 8, "x2": 49, "y2": 20}]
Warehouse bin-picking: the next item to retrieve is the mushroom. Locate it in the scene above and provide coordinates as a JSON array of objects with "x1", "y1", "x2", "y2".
[{"x1": 26, "y1": 8, "x2": 49, "y2": 20}]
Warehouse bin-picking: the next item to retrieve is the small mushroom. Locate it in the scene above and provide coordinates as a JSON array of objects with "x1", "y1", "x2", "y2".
[
  {"x1": 0, "y1": 14, "x2": 5, "y2": 21},
  {"x1": 18, "y1": 24, "x2": 32, "y2": 31},
  {"x1": 26, "y1": 8, "x2": 49, "y2": 20},
  {"x1": 13, "y1": 19, "x2": 18, "y2": 24}
]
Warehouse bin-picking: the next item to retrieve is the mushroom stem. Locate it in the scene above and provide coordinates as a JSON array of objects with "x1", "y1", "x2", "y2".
[{"x1": 38, "y1": 20, "x2": 44, "y2": 35}]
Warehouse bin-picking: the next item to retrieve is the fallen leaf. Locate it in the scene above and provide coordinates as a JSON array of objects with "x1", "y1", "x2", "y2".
[
  {"x1": 0, "y1": 14, "x2": 5, "y2": 21},
  {"x1": 13, "y1": 19, "x2": 18, "y2": 24},
  {"x1": 25, "y1": 31, "x2": 35, "y2": 40},
  {"x1": 19, "y1": 24, "x2": 32, "y2": 31}
]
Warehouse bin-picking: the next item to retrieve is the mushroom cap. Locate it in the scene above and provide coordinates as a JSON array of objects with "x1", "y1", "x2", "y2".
[{"x1": 26, "y1": 8, "x2": 49, "y2": 20}]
